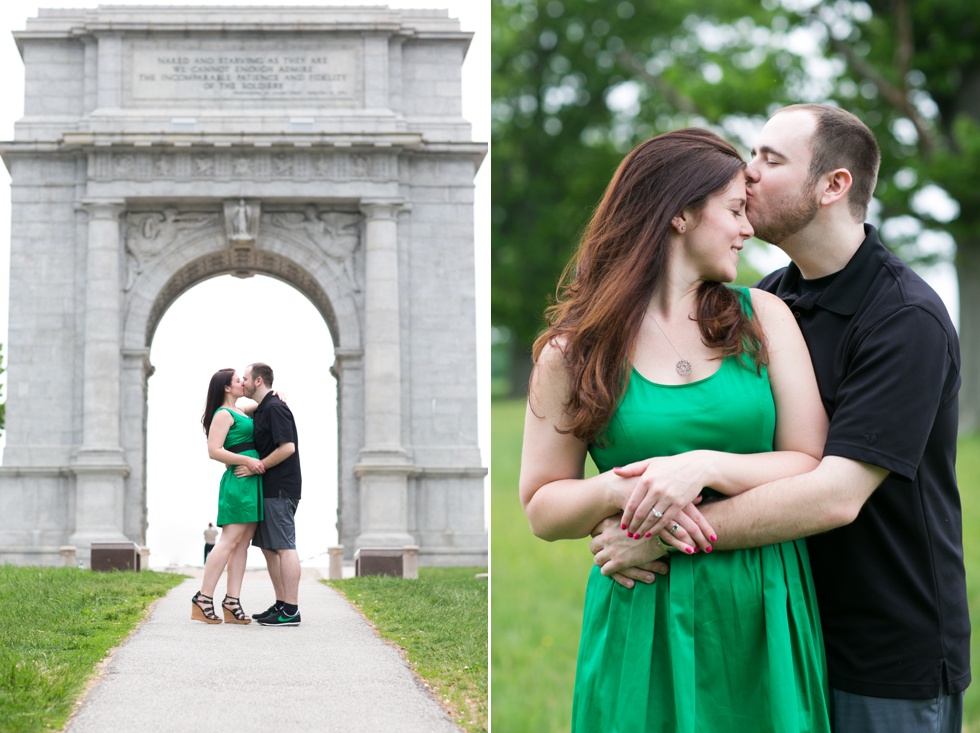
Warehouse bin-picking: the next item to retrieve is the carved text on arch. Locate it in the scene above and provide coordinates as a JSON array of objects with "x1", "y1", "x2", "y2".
[{"x1": 267, "y1": 207, "x2": 362, "y2": 291}]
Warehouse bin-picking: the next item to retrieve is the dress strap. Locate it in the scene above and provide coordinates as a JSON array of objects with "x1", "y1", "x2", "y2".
[{"x1": 214, "y1": 406, "x2": 245, "y2": 419}]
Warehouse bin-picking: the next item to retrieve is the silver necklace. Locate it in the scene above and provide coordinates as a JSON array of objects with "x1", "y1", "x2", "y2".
[{"x1": 649, "y1": 316, "x2": 693, "y2": 377}]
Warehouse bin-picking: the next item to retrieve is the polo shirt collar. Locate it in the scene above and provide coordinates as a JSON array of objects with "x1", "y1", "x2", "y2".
[{"x1": 774, "y1": 223, "x2": 889, "y2": 315}]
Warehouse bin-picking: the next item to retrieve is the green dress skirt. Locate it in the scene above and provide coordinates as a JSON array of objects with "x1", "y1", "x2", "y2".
[
  {"x1": 573, "y1": 289, "x2": 830, "y2": 733},
  {"x1": 214, "y1": 407, "x2": 263, "y2": 526}
]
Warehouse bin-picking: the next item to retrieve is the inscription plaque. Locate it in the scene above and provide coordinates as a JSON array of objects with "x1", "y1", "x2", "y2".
[{"x1": 129, "y1": 39, "x2": 361, "y2": 103}]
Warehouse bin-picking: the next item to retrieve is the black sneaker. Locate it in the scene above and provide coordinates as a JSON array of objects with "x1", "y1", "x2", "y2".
[
  {"x1": 252, "y1": 603, "x2": 281, "y2": 622},
  {"x1": 257, "y1": 609, "x2": 301, "y2": 627}
]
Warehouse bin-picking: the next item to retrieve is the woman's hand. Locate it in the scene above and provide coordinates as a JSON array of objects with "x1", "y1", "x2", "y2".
[
  {"x1": 615, "y1": 453, "x2": 717, "y2": 545},
  {"x1": 655, "y1": 503, "x2": 712, "y2": 554}
]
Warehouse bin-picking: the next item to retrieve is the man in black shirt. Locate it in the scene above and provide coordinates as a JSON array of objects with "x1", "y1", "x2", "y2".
[
  {"x1": 239, "y1": 362, "x2": 303, "y2": 627},
  {"x1": 590, "y1": 105, "x2": 969, "y2": 732}
]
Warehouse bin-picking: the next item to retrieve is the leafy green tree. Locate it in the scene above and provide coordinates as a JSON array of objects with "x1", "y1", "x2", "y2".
[
  {"x1": 492, "y1": 0, "x2": 980, "y2": 430},
  {"x1": 788, "y1": 0, "x2": 980, "y2": 430},
  {"x1": 492, "y1": 0, "x2": 804, "y2": 394}
]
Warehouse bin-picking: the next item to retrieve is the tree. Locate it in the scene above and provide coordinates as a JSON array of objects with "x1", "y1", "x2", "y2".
[
  {"x1": 491, "y1": 0, "x2": 786, "y2": 394},
  {"x1": 492, "y1": 0, "x2": 980, "y2": 429},
  {"x1": 789, "y1": 0, "x2": 980, "y2": 430}
]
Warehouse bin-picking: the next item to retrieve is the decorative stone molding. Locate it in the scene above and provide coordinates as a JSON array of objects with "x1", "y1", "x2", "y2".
[
  {"x1": 124, "y1": 208, "x2": 222, "y2": 291},
  {"x1": 91, "y1": 150, "x2": 397, "y2": 182},
  {"x1": 267, "y1": 207, "x2": 362, "y2": 291}
]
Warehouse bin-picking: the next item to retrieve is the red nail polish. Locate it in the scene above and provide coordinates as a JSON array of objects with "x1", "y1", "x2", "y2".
[
  {"x1": 634, "y1": 534, "x2": 641, "y2": 541},
  {"x1": 705, "y1": 546, "x2": 712, "y2": 553},
  {"x1": 627, "y1": 532, "x2": 633, "y2": 538},
  {"x1": 710, "y1": 534, "x2": 717, "y2": 542},
  {"x1": 645, "y1": 533, "x2": 651, "y2": 538},
  {"x1": 621, "y1": 524, "x2": 627, "y2": 530},
  {"x1": 685, "y1": 547, "x2": 694, "y2": 554}
]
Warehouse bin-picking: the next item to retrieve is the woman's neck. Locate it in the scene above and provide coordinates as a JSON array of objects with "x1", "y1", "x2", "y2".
[{"x1": 646, "y1": 280, "x2": 699, "y2": 323}]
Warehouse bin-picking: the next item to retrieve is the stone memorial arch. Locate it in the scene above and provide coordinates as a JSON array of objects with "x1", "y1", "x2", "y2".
[{"x1": 0, "y1": 6, "x2": 487, "y2": 567}]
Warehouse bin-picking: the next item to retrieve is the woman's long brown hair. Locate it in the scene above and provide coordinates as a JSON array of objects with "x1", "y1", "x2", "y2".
[
  {"x1": 533, "y1": 128, "x2": 768, "y2": 444},
  {"x1": 202, "y1": 368, "x2": 235, "y2": 437}
]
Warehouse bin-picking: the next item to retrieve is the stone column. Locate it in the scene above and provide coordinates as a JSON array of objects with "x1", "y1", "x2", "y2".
[
  {"x1": 70, "y1": 199, "x2": 130, "y2": 561},
  {"x1": 354, "y1": 201, "x2": 414, "y2": 550},
  {"x1": 333, "y1": 347, "x2": 364, "y2": 555}
]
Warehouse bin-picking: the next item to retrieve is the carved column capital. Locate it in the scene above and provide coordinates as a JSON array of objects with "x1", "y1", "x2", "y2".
[
  {"x1": 359, "y1": 199, "x2": 408, "y2": 221},
  {"x1": 80, "y1": 198, "x2": 126, "y2": 219}
]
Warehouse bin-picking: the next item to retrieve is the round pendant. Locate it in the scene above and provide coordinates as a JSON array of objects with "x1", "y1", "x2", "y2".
[{"x1": 675, "y1": 359, "x2": 693, "y2": 377}]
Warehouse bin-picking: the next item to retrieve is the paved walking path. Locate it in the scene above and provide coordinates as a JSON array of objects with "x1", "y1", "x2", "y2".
[{"x1": 64, "y1": 567, "x2": 462, "y2": 733}]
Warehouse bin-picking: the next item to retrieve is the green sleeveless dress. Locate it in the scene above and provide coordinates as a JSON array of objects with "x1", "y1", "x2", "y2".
[
  {"x1": 214, "y1": 407, "x2": 263, "y2": 526},
  {"x1": 573, "y1": 288, "x2": 830, "y2": 733}
]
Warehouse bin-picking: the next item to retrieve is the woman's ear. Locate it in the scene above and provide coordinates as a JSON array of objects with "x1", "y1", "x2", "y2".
[{"x1": 671, "y1": 215, "x2": 687, "y2": 234}]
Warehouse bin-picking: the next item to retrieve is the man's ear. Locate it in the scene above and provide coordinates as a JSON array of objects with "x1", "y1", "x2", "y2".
[{"x1": 820, "y1": 168, "x2": 853, "y2": 207}]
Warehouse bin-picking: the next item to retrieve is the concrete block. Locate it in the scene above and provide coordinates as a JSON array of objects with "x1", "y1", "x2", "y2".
[
  {"x1": 355, "y1": 546, "x2": 418, "y2": 578},
  {"x1": 91, "y1": 541, "x2": 141, "y2": 571},
  {"x1": 60, "y1": 545, "x2": 77, "y2": 567},
  {"x1": 328, "y1": 545, "x2": 344, "y2": 579}
]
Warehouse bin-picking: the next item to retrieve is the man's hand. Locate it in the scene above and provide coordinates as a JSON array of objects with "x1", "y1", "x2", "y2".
[
  {"x1": 590, "y1": 515, "x2": 670, "y2": 589},
  {"x1": 234, "y1": 458, "x2": 265, "y2": 478}
]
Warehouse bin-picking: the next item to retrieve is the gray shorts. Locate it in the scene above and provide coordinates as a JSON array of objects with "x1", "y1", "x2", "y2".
[
  {"x1": 831, "y1": 687, "x2": 963, "y2": 733},
  {"x1": 252, "y1": 494, "x2": 299, "y2": 550}
]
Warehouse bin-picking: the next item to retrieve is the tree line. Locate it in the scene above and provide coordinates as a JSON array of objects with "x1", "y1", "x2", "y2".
[{"x1": 491, "y1": 0, "x2": 980, "y2": 432}]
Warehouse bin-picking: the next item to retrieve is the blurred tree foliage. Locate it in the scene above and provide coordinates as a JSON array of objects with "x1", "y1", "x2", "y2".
[{"x1": 491, "y1": 0, "x2": 980, "y2": 430}]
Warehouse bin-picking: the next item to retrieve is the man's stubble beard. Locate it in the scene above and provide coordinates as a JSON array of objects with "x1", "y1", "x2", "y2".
[{"x1": 748, "y1": 181, "x2": 820, "y2": 245}]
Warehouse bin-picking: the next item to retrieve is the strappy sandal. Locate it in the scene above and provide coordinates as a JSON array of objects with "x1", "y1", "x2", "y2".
[
  {"x1": 191, "y1": 591, "x2": 222, "y2": 624},
  {"x1": 222, "y1": 595, "x2": 252, "y2": 625}
]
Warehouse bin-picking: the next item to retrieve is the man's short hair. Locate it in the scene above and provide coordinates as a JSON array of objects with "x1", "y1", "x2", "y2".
[
  {"x1": 779, "y1": 103, "x2": 880, "y2": 222},
  {"x1": 248, "y1": 362, "x2": 274, "y2": 387}
]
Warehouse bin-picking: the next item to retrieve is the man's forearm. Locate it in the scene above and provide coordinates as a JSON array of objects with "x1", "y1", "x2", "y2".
[
  {"x1": 262, "y1": 442, "x2": 296, "y2": 470},
  {"x1": 702, "y1": 456, "x2": 886, "y2": 549}
]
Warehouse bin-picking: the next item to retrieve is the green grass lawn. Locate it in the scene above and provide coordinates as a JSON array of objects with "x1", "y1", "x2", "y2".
[
  {"x1": 326, "y1": 567, "x2": 488, "y2": 733},
  {"x1": 0, "y1": 568, "x2": 185, "y2": 733},
  {"x1": 491, "y1": 397, "x2": 980, "y2": 732}
]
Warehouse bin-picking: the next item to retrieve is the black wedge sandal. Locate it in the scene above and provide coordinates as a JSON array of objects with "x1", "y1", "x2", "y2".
[
  {"x1": 191, "y1": 591, "x2": 222, "y2": 624},
  {"x1": 222, "y1": 595, "x2": 252, "y2": 625}
]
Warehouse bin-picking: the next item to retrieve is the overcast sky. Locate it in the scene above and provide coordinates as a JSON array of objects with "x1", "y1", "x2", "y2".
[{"x1": 0, "y1": 1, "x2": 489, "y2": 568}]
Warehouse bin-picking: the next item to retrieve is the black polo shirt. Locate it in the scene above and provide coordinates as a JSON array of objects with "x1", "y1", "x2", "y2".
[
  {"x1": 757, "y1": 224, "x2": 970, "y2": 698},
  {"x1": 253, "y1": 392, "x2": 302, "y2": 500}
]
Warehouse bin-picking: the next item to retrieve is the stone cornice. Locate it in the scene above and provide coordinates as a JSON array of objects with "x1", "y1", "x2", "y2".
[
  {"x1": 14, "y1": 8, "x2": 470, "y2": 49},
  {"x1": 0, "y1": 137, "x2": 487, "y2": 156},
  {"x1": 61, "y1": 131, "x2": 426, "y2": 151}
]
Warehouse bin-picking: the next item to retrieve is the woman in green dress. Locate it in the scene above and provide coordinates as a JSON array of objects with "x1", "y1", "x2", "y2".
[
  {"x1": 519, "y1": 129, "x2": 831, "y2": 732},
  {"x1": 191, "y1": 368, "x2": 266, "y2": 625}
]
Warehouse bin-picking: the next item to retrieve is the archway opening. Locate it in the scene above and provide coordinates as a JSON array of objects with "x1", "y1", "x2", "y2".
[{"x1": 144, "y1": 273, "x2": 338, "y2": 569}]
